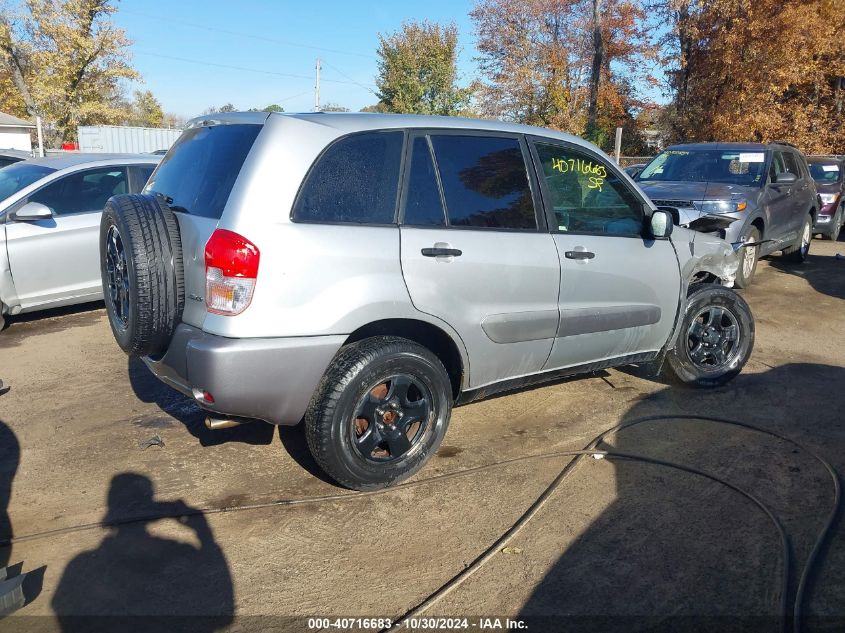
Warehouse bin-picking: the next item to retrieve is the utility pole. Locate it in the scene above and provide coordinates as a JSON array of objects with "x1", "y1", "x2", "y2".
[
  {"x1": 614, "y1": 127, "x2": 623, "y2": 164},
  {"x1": 35, "y1": 115, "x2": 44, "y2": 157},
  {"x1": 314, "y1": 57, "x2": 321, "y2": 112}
]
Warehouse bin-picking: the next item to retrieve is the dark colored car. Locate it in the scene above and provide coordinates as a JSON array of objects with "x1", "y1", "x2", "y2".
[
  {"x1": 0, "y1": 149, "x2": 31, "y2": 169},
  {"x1": 636, "y1": 142, "x2": 818, "y2": 288},
  {"x1": 807, "y1": 157, "x2": 844, "y2": 241},
  {"x1": 623, "y1": 163, "x2": 646, "y2": 179}
]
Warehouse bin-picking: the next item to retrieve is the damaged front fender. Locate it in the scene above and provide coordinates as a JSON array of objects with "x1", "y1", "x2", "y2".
[{"x1": 675, "y1": 226, "x2": 741, "y2": 292}]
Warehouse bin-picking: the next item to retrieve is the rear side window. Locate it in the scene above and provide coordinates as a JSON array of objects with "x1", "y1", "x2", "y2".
[
  {"x1": 403, "y1": 137, "x2": 446, "y2": 226},
  {"x1": 30, "y1": 167, "x2": 127, "y2": 215},
  {"x1": 145, "y1": 124, "x2": 261, "y2": 219},
  {"x1": 430, "y1": 135, "x2": 536, "y2": 230},
  {"x1": 293, "y1": 131, "x2": 403, "y2": 224}
]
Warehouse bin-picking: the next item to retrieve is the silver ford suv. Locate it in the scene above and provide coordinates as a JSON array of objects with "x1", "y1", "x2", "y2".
[{"x1": 100, "y1": 112, "x2": 753, "y2": 490}]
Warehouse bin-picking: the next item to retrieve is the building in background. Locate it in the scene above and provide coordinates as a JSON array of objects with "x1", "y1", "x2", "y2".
[
  {"x1": 0, "y1": 113, "x2": 34, "y2": 152},
  {"x1": 77, "y1": 125, "x2": 183, "y2": 154}
]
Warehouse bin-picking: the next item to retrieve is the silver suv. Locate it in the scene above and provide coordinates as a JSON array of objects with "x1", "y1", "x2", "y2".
[{"x1": 100, "y1": 113, "x2": 754, "y2": 490}]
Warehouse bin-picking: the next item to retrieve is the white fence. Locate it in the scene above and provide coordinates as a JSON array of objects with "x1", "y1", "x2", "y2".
[{"x1": 77, "y1": 125, "x2": 183, "y2": 154}]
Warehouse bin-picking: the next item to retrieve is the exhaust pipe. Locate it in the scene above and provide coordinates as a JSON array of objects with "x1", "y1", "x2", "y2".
[{"x1": 205, "y1": 415, "x2": 249, "y2": 430}]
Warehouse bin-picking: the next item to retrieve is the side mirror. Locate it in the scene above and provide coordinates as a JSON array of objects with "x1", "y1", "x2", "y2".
[
  {"x1": 648, "y1": 209, "x2": 673, "y2": 240},
  {"x1": 775, "y1": 172, "x2": 798, "y2": 185},
  {"x1": 11, "y1": 201, "x2": 53, "y2": 222}
]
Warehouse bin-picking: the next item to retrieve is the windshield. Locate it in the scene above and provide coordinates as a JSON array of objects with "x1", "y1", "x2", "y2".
[
  {"x1": 0, "y1": 163, "x2": 56, "y2": 203},
  {"x1": 144, "y1": 124, "x2": 261, "y2": 219},
  {"x1": 639, "y1": 149, "x2": 767, "y2": 186},
  {"x1": 808, "y1": 162, "x2": 842, "y2": 183}
]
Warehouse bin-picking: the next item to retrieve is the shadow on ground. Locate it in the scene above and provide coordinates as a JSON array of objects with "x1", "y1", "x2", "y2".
[
  {"x1": 127, "y1": 357, "x2": 275, "y2": 446},
  {"x1": 518, "y1": 363, "x2": 845, "y2": 632},
  {"x1": 51, "y1": 473, "x2": 233, "y2": 633},
  {"x1": 767, "y1": 247, "x2": 845, "y2": 301},
  {"x1": 0, "y1": 420, "x2": 44, "y2": 616}
]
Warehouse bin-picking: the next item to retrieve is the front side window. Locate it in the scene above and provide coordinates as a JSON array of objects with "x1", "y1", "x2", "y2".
[
  {"x1": 769, "y1": 152, "x2": 785, "y2": 182},
  {"x1": 30, "y1": 167, "x2": 127, "y2": 215},
  {"x1": 782, "y1": 152, "x2": 801, "y2": 178},
  {"x1": 535, "y1": 143, "x2": 644, "y2": 236},
  {"x1": 429, "y1": 135, "x2": 536, "y2": 230},
  {"x1": 293, "y1": 131, "x2": 403, "y2": 224}
]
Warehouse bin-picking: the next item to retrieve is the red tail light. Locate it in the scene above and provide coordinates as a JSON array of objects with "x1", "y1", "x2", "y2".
[{"x1": 204, "y1": 229, "x2": 260, "y2": 315}]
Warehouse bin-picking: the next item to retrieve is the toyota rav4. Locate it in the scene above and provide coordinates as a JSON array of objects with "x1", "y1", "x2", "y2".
[{"x1": 100, "y1": 112, "x2": 754, "y2": 490}]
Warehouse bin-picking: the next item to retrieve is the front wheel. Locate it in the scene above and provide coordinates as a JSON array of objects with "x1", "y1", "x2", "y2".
[
  {"x1": 822, "y1": 207, "x2": 842, "y2": 241},
  {"x1": 733, "y1": 226, "x2": 760, "y2": 288},
  {"x1": 663, "y1": 285, "x2": 754, "y2": 388},
  {"x1": 305, "y1": 336, "x2": 453, "y2": 490},
  {"x1": 782, "y1": 214, "x2": 812, "y2": 262}
]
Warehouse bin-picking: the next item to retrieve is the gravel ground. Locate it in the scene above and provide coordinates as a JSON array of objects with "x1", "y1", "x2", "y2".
[{"x1": 1, "y1": 237, "x2": 843, "y2": 632}]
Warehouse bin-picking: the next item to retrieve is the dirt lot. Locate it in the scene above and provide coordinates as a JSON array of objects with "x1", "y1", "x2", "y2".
[{"x1": 1, "y1": 238, "x2": 844, "y2": 632}]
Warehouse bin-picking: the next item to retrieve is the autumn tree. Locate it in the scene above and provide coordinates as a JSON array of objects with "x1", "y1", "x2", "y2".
[
  {"x1": 375, "y1": 20, "x2": 472, "y2": 115},
  {"x1": 321, "y1": 102, "x2": 350, "y2": 112},
  {"x1": 0, "y1": 0, "x2": 139, "y2": 144},
  {"x1": 471, "y1": 0, "x2": 656, "y2": 148},
  {"x1": 247, "y1": 104, "x2": 284, "y2": 112},
  {"x1": 656, "y1": 0, "x2": 845, "y2": 153}
]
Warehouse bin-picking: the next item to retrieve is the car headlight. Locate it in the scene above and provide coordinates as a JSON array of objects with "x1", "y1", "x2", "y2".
[
  {"x1": 692, "y1": 199, "x2": 748, "y2": 214},
  {"x1": 819, "y1": 193, "x2": 838, "y2": 205}
]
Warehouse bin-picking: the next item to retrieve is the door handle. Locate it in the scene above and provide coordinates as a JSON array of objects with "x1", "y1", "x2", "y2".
[
  {"x1": 422, "y1": 247, "x2": 462, "y2": 257},
  {"x1": 564, "y1": 250, "x2": 595, "y2": 260}
]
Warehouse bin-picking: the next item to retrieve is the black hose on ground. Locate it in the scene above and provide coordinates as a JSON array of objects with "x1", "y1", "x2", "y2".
[{"x1": 385, "y1": 415, "x2": 840, "y2": 633}]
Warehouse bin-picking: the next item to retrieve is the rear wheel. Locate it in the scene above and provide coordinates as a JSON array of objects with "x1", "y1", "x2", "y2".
[
  {"x1": 305, "y1": 336, "x2": 452, "y2": 490},
  {"x1": 782, "y1": 214, "x2": 812, "y2": 262},
  {"x1": 733, "y1": 226, "x2": 760, "y2": 289},
  {"x1": 663, "y1": 285, "x2": 754, "y2": 388}
]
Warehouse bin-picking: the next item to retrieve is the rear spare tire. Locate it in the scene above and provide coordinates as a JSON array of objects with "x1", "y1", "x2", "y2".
[{"x1": 100, "y1": 193, "x2": 184, "y2": 356}]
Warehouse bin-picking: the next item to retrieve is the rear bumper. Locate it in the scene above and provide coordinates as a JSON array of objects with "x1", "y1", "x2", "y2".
[{"x1": 144, "y1": 324, "x2": 345, "y2": 425}]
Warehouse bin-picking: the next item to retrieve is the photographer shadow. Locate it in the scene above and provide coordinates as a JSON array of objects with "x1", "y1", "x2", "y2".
[{"x1": 51, "y1": 473, "x2": 233, "y2": 633}]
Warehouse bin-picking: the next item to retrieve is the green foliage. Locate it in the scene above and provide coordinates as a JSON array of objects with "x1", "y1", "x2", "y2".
[
  {"x1": 248, "y1": 104, "x2": 284, "y2": 112},
  {"x1": 126, "y1": 90, "x2": 163, "y2": 127},
  {"x1": 376, "y1": 20, "x2": 472, "y2": 116}
]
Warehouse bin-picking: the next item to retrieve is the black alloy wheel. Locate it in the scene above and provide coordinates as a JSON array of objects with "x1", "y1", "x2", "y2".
[
  {"x1": 351, "y1": 375, "x2": 433, "y2": 463},
  {"x1": 104, "y1": 224, "x2": 130, "y2": 330}
]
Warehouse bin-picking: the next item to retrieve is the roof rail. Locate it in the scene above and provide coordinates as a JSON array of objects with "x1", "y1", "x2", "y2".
[{"x1": 771, "y1": 140, "x2": 799, "y2": 149}]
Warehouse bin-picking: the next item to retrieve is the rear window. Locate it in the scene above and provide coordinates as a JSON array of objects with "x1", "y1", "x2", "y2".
[
  {"x1": 144, "y1": 124, "x2": 261, "y2": 219},
  {"x1": 293, "y1": 131, "x2": 403, "y2": 224}
]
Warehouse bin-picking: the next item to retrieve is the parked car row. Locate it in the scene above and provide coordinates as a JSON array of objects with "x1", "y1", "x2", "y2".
[{"x1": 634, "y1": 142, "x2": 839, "y2": 287}]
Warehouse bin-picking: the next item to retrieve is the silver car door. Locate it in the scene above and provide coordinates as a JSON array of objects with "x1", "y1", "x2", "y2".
[
  {"x1": 529, "y1": 139, "x2": 681, "y2": 370},
  {"x1": 399, "y1": 132, "x2": 561, "y2": 389},
  {"x1": 5, "y1": 166, "x2": 128, "y2": 308}
]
